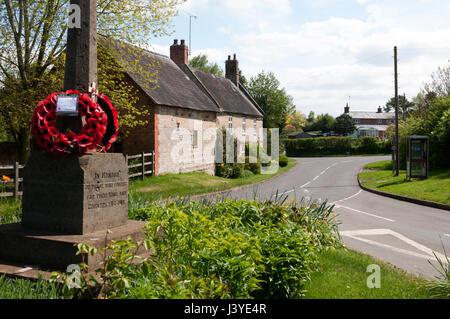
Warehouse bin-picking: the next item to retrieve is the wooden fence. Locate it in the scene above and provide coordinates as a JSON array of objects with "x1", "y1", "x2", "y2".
[
  {"x1": 0, "y1": 162, "x2": 23, "y2": 201},
  {"x1": 126, "y1": 151, "x2": 156, "y2": 180},
  {"x1": 0, "y1": 152, "x2": 155, "y2": 200}
]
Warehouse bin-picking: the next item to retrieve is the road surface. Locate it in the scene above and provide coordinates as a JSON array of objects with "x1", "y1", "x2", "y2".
[{"x1": 204, "y1": 156, "x2": 450, "y2": 279}]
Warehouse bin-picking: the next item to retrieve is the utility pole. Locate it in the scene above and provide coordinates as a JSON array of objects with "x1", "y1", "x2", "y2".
[{"x1": 394, "y1": 46, "x2": 400, "y2": 176}]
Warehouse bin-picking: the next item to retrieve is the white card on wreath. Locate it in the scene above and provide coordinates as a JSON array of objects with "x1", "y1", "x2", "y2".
[{"x1": 56, "y1": 94, "x2": 79, "y2": 116}]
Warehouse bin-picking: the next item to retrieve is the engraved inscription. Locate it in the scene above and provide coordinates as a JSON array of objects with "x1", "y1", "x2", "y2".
[{"x1": 85, "y1": 170, "x2": 128, "y2": 210}]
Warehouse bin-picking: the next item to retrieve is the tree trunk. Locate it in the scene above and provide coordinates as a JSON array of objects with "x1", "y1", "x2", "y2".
[{"x1": 16, "y1": 129, "x2": 31, "y2": 164}]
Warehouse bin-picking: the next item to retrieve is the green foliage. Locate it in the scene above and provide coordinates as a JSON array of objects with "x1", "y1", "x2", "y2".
[
  {"x1": 189, "y1": 54, "x2": 224, "y2": 77},
  {"x1": 279, "y1": 155, "x2": 289, "y2": 167},
  {"x1": 0, "y1": 0, "x2": 185, "y2": 162},
  {"x1": 333, "y1": 113, "x2": 356, "y2": 136},
  {"x1": 0, "y1": 198, "x2": 21, "y2": 225},
  {"x1": 426, "y1": 246, "x2": 450, "y2": 299},
  {"x1": 246, "y1": 71, "x2": 295, "y2": 130},
  {"x1": 284, "y1": 137, "x2": 390, "y2": 157},
  {"x1": 244, "y1": 156, "x2": 262, "y2": 175},
  {"x1": 305, "y1": 113, "x2": 336, "y2": 133},
  {"x1": 57, "y1": 198, "x2": 340, "y2": 299},
  {"x1": 386, "y1": 95, "x2": 450, "y2": 169},
  {"x1": 242, "y1": 169, "x2": 254, "y2": 178},
  {"x1": 0, "y1": 274, "x2": 64, "y2": 299},
  {"x1": 384, "y1": 95, "x2": 415, "y2": 119}
]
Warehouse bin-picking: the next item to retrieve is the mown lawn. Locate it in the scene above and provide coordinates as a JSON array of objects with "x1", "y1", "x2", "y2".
[
  {"x1": 359, "y1": 161, "x2": 450, "y2": 205},
  {"x1": 303, "y1": 248, "x2": 432, "y2": 299},
  {"x1": 129, "y1": 161, "x2": 296, "y2": 202}
]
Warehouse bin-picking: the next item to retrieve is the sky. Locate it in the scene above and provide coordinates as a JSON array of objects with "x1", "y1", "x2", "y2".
[{"x1": 149, "y1": 0, "x2": 450, "y2": 117}]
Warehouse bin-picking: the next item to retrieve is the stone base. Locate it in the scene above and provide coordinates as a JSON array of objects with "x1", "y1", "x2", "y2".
[
  {"x1": 0, "y1": 220, "x2": 147, "y2": 271},
  {"x1": 22, "y1": 152, "x2": 129, "y2": 235}
]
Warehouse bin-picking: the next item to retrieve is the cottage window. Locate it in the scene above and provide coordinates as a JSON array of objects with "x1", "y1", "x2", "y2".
[
  {"x1": 355, "y1": 119, "x2": 361, "y2": 124},
  {"x1": 242, "y1": 117, "x2": 246, "y2": 135},
  {"x1": 377, "y1": 119, "x2": 382, "y2": 124},
  {"x1": 192, "y1": 130, "x2": 198, "y2": 148},
  {"x1": 253, "y1": 119, "x2": 257, "y2": 135}
]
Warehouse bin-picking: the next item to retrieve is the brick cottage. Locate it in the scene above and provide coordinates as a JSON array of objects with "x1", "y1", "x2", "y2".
[{"x1": 106, "y1": 39, "x2": 264, "y2": 176}]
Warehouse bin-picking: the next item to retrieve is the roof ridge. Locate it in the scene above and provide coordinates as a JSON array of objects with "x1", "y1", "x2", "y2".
[{"x1": 181, "y1": 64, "x2": 224, "y2": 112}]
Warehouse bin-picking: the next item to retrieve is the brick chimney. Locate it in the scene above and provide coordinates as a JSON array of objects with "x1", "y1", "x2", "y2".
[
  {"x1": 344, "y1": 103, "x2": 349, "y2": 114},
  {"x1": 170, "y1": 39, "x2": 188, "y2": 65},
  {"x1": 377, "y1": 106, "x2": 382, "y2": 113},
  {"x1": 225, "y1": 54, "x2": 239, "y2": 86}
]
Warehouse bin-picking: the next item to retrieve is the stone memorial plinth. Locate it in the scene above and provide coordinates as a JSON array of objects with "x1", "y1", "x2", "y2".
[
  {"x1": 0, "y1": 152, "x2": 147, "y2": 272},
  {"x1": 22, "y1": 152, "x2": 129, "y2": 235}
]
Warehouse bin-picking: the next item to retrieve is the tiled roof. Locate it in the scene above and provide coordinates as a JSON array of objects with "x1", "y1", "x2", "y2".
[
  {"x1": 102, "y1": 39, "x2": 219, "y2": 113},
  {"x1": 356, "y1": 124, "x2": 391, "y2": 131},
  {"x1": 101, "y1": 38, "x2": 263, "y2": 118},
  {"x1": 349, "y1": 111, "x2": 395, "y2": 119},
  {"x1": 189, "y1": 68, "x2": 264, "y2": 118}
]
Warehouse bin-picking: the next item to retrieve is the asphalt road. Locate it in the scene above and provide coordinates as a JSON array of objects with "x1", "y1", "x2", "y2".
[{"x1": 208, "y1": 156, "x2": 450, "y2": 279}]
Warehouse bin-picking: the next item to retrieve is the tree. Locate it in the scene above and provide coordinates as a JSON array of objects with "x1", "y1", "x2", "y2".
[
  {"x1": 423, "y1": 65, "x2": 450, "y2": 97},
  {"x1": 304, "y1": 112, "x2": 335, "y2": 133},
  {"x1": 315, "y1": 113, "x2": 336, "y2": 133},
  {"x1": 189, "y1": 54, "x2": 224, "y2": 77},
  {"x1": 246, "y1": 71, "x2": 295, "y2": 130},
  {"x1": 0, "y1": 0, "x2": 184, "y2": 162},
  {"x1": 285, "y1": 111, "x2": 306, "y2": 131},
  {"x1": 333, "y1": 114, "x2": 356, "y2": 136},
  {"x1": 383, "y1": 94, "x2": 415, "y2": 120}
]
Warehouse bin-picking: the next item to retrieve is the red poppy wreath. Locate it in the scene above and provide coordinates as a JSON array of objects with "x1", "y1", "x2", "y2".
[{"x1": 32, "y1": 90, "x2": 119, "y2": 157}]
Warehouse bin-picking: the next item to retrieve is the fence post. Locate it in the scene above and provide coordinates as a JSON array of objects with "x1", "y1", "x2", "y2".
[
  {"x1": 14, "y1": 162, "x2": 19, "y2": 201},
  {"x1": 152, "y1": 151, "x2": 155, "y2": 177},
  {"x1": 125, "y1": 155, "x2": 129, "y2": 180},
  {"x1": 141, "y1": 152, "x2": 145, "y2": 180}
]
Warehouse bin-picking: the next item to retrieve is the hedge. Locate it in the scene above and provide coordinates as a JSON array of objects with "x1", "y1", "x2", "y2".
[{"x1": 283, "y1": 136, "x2": 391, "y2": 157}]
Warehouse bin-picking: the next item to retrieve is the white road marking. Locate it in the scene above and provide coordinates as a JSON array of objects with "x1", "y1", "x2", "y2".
[
  {"x1": 331, "y1": 190, "x2": 363, "y2": 205},
  {"x1": 341, "y1": 229, "x2": 448, "y2": 261},
  {"x1": 335, "y1": 204, "x2": 396, "y2": 222}
]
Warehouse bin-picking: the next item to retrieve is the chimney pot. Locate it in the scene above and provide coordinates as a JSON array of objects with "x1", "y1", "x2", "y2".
[
  {"x1": 233, "y1": 53, "x2": 236, "y2": 60},
  {"x1": 225, "y1": 54, "x2": 239, "y2": 86},
  {"x1": 170, "y1": 39, "x2": 188, "y2": 65}
]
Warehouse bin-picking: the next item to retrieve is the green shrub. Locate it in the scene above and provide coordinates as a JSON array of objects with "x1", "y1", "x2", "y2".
[
  {"x1": 57, "y1": 198, "x2": 340, "y2": 299},
  {"x1": 242, "y1": 169, "x2": 254, "y2": 178},
  {"x1": 244, "y1": 156, "x2": 262, "y2": 175},
  {"x1": 284, "y1": 136, "x2": 390, "y2": 157},
  {"x1": 279, "y1": 155, "x2": 289, "y2": 167}
]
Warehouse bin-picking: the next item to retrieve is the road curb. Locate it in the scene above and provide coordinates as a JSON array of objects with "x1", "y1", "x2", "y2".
[{"x1": 357, "y1": 170, "x2": 450, "y2": 211}]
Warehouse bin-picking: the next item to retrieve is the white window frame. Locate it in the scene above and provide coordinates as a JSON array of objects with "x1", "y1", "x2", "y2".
[{"x1": 228, "y1": 116, "x2": 233, "y2": 129}]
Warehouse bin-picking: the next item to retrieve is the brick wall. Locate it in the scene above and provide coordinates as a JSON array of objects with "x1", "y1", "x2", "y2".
[{"x1": 120, "y1": 79, "x2": 155, "y2": 157}]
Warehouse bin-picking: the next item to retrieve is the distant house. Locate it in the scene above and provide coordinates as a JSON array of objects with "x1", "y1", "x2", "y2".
[
  {"x1": 343, "y1": 104, "x2": 394, "y2": 139},
  {"x1": 105, "y1": 39, "x2": 264, "y2": 176}
]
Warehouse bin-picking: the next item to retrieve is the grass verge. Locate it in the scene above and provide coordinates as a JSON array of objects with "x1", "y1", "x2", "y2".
[
  {"x1": 129, "y1": 161, "x2": 296, "y2": 203},
  {"x1": 359, "y1": 161, "x2": 450, "y2": 205},
  {"x1": 302, "y1": 248, "x2": 432, "y2": 299}
]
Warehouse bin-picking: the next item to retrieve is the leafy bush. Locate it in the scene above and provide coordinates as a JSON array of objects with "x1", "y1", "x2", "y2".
[
  {"x1": 242, "y1": 169, "x2": 254, "y2": 178},
  {"x1": 56, "y1": 198, "x2": 340, "y2": 299},
  {"x1": 244, "y1": 156, "x2": 262, "y2": 175},
  {"x1": 386, "y1": 96, "x2": 450, "y2": 169},
  {"x1": 279, "y1": 155, "x2": 289, "y2": 167},
  {"x1": 284, "y1": 136, "x2": 390, "y2": 157}
]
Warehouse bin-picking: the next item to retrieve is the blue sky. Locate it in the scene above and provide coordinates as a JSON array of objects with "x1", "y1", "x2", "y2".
[{"x1": 150, "y1": 0, "x2": 450, "y2": 117}]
